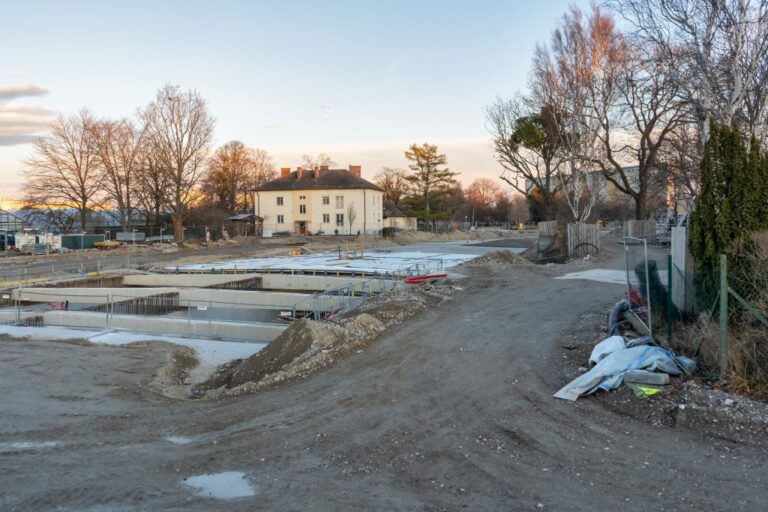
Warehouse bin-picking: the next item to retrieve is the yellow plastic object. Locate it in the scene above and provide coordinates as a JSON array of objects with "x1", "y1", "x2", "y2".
[{"x1": 636, "y1": 385, "x2": 661, "y2": 396}]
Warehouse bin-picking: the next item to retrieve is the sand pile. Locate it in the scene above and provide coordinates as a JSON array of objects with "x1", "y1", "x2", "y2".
[
  {"x1": 465, "y1": 250, "x2": 533, "y2": 267},
  {"x1": 194, "y1": 288, "x2": 449, "y2": 398}
]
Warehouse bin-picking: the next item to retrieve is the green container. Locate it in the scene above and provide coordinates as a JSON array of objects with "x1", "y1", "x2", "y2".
[{"x1": 59, "y1": 234, "x2": 105, "y2": 250}]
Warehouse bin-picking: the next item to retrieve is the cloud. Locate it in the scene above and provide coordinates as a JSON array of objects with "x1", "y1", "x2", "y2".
[
  {"x1": 0, "y1": 84, "x2": 49, "y2": 101},
  {"x1": 0, "y1": 84, "x2": 54, "y2": 145},
  {"x1": 0, "y1": 134, "x2": 38, "y2": 146}
]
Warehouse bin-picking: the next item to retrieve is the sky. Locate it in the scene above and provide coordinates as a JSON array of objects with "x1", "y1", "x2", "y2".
[{"x1": 0, "y1": 0, "x2": 590, "y2": 203}]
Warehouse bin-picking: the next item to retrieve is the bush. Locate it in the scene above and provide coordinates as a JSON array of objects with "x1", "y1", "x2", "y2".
[{"x1": 382, "y1": 227, "x2": 400, "y2": 238}]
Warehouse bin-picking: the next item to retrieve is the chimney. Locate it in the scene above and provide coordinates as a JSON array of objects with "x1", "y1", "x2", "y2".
[
  {"x1": 280, "y1": 167, "x2": 290, "y2": 176},
  {"x1": 297, "y1": 166, "x2": 304, "y2": 180},
  {"x1": 317, "y1": 165, "x2": 328, "y2": 179},
  {"x1": 349, "y1": 165, "x2": 362, "y2": 177}
]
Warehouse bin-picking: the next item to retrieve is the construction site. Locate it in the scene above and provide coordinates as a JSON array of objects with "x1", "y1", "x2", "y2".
[{"x1": 1, "y1": 228, "x2": 767, "y2": 511}]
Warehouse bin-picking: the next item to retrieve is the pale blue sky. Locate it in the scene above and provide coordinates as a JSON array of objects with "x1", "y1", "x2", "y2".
[{"x1": 0, "y1": 0, "x2": 589, "y2": 200}]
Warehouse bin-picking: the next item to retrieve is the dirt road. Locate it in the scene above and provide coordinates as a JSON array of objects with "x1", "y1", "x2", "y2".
[{"x1": 2, "y1": 251, "x2": 767, "y2": 511}]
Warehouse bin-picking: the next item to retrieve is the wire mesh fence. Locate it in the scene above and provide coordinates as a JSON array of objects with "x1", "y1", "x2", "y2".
[
  {"x1": 626, "y1": 248, "x2": 768, "y2": 387},
  {"x1": 0, "y1": 289, "x2": 288, "y2": 342},
  {"x1": 290, "y1": 278, "x2": 402, "y2": 321},
  {"x1": 623, "y1": 237, "x2": 654, "y2": 336},
  {"x1": 0, "y1": 256, "x2": 136, "y2": 287}
]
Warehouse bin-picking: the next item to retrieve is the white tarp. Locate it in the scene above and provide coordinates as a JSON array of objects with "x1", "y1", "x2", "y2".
[{"x1": 554, "y1": 337, "x2": 696, "y2": 401}]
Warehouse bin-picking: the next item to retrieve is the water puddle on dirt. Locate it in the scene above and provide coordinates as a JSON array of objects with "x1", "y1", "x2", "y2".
[
  {"x1": 165, "y1": 436, "x2": 195, "y2": 445},
  {"x1": 0, "y1": 441, "x2": 60, "y2": 452},
  {"x1": 182, "y1": 471, "x2": 257, "y2": 499}
]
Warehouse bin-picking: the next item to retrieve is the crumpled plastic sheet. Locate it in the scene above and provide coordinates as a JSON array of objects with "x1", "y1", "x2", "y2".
[{"x1": 554, "y1": 335, "x2": 696, "y2": 401}]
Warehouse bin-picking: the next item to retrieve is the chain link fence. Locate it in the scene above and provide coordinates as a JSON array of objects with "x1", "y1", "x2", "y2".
[{"x1": 628, "y1": 246, "x2": 768, "y2": 390}]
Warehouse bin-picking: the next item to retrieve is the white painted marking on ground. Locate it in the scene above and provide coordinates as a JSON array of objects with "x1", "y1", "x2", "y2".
[
  {"x1": 182, "y1": 471, "x2": 257, "y2": 499},
  {"x1": 554, "y1": 269, "x2": 627, "y2": 285},
  {"x1": 0, "y1": 441, "x2": 60, "y2": 452}
]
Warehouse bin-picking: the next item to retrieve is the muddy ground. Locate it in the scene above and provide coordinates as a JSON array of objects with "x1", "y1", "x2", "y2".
[{"x1": 2, "y1": 240, "x2": 768, "y2": 511}]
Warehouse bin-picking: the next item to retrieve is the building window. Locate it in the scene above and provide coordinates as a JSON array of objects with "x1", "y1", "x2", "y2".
[
  {"x1": 323, "y1": 213, "x2": 330, "y2": 223},
  {"x1": 336, "y1": 196, "x2": 344, "y2": 209},
  {"x1": 277, "y1": 196, "x2": 283, "y2": 206},
  {"x1": 277, "y1": 215, "x2": 284, "y2": 224},
  {"x1": 322, "y1": 196, "x2": 330, "y2": 205},
  {"x1": 336, "y1": 213, "x2": 344, "y2": 227},
  {"x1": 299, "y1": 204, "x2": 306, "y2": 214},
  {"x1": 299, "y1": 195, "x2": 306, "y2": 200}
]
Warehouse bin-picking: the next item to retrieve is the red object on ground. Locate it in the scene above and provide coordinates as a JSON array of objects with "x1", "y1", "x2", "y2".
[
  {"x1": 627, "y1": 286, "x2": 645, "y2": 307},
  {"x1": 404, "y1": 273, "x2": 448, "y2": 284}
]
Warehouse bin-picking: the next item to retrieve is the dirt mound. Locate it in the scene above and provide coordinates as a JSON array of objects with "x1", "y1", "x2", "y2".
[
  {"x1": 199, "y1": 318, "x2": 344, "y2": 392},
  {"x1": 194, "y1": 287, "x2": 449, "y2": 398},
  {"x1": 149, "y1": 345, "x2": 200, "y2": 399},
  {"x1": 467, "y1": 250, "x2": 533, "y2": 267},
  {"x1": 392, "y1": 229, "x2": 517, "y2": 245}
]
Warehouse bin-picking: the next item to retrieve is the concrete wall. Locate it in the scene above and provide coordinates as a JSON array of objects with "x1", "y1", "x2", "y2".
[
  {"x1": 15, "y1": 286, "x2": 311, "y2": 310},
  {"x1": 177, "y1": 289, "x2": 307, "y2": 309},
  {"x1": 258, "y1": 273, "x2": 386, "y2": 291},
  {"x1": 42, "y1": 311, "x2": 286, "y2": 342},
  {"x1": 13, "y1": 287, "x2": 172, "y2": 304},
  {"x1": 123, "y1": 274, "x2": 262, "y2": 288},
  {"x1": 125, "y1": 272, "x2": 388, "y2": 293},
  {"x1": 383, "y1": 216, "x2": 418, "y2": 231}
]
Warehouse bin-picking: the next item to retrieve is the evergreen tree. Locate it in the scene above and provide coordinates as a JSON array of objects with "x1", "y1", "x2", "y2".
[{"x1": 689, "y1": 123, "x2": 768, "y2": 303}]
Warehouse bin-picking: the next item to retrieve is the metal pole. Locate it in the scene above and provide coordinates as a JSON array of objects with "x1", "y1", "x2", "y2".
[
  {"x1": 719, "y1": 254, "x2": 728, "y2": 380},
  {"x1": 643, "y1": 240, "x2": 652, "y2": 338},
  {"x1": 667, "y1": 254, "x2": 673, "y2": 342},
  {"x1": 624, "y1": 239, "x2": 631, "y2": 301}
]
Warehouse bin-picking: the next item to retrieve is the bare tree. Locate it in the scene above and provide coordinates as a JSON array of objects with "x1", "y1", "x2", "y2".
[
  {"x1": 203, "y1": 141, "x2": 275, "y2": 212},
  {"x1": 90, "y1": 118, "x2": 143, "y2": 230},
  {"x1": 404, "y1": 143, "x2": 458, "y2": 220},
  {"x1": 532, "y1": 6, "x2": 606, "y2": 223},
  {"x1": 140, "y1": 84, "x2": 214, "y2": 240},
  {"x1": 347, "y1": 202, "x2": 357, "y2": 234},
  {"x1": 485, "y1": 94, "x2": 564, "y2": 219},
  {"x1": 134, "y1": 140, "x2": 169, "y2": 228},
  {"x1": 610, "y1": 0, "x2": 768, "y2": 144},
  {"x1": 301, "y1": 153, "x2": 336, "y2": 169},
  {"x1": 23, "y1": 109, "x2": 103, "y2": 231},
  {"x1": 251, "y1": 148, "x2": 277, "y2": 187},
  {"x1": 466, "y1": 177, "x2": 501, "y2": 211},
  {"x1": 508, "y1": 194, "x2": 530, "y2": 224},
  {"x1": 658, "y1": 122, "x2": 701, "y2": 202},
  {"x1": 570, "y1": 7, "x2": 688, "y2": 219},
  {"x1": 373, "y1": 167, "x2": 411, "y2": 206}
]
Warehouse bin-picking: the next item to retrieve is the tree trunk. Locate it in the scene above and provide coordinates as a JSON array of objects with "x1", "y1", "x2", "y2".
[
  {"x1": 79, "y1": 208, "x2": 87, "y2": 232},
  {"x1": 173, "y1": 213, "x2": 184, "y2": 242}
]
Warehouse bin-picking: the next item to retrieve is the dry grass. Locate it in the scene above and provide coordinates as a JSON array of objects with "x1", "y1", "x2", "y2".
[{"x1": 674, "y1": 231, "x2": 768, "y2": 396}]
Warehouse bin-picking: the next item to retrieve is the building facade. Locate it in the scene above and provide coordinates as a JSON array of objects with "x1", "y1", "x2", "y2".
[
  {"x1": 253, "y1": 166, "x2": 384, "y2": 235},
  {"x1": 382, "y1": 204, "x2": 418, "y2": 231}
]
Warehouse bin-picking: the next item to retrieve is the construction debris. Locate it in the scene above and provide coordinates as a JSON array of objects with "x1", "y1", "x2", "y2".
[{"x1": 554, "y1": 336, "x2": 695, "y2": 401}]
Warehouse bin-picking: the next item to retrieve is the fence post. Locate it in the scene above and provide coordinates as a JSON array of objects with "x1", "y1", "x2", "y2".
[
  {"x1": 667, "y1": 254, "x2": 673, "y2": 342},
  {"x1": 719, "y1": 254, "x2": 728, "y2": 380}
]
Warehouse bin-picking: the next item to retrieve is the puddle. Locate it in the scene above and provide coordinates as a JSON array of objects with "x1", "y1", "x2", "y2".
[
  {"x1": 0, "y1": 441, "x2": 60, "y2": 452},
  {"x1": 182, "y1": 471, "x2": 257, "y2": 499},
  {"x1": 165, "y1": 436, "x2": 195, "y2": 445}
]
